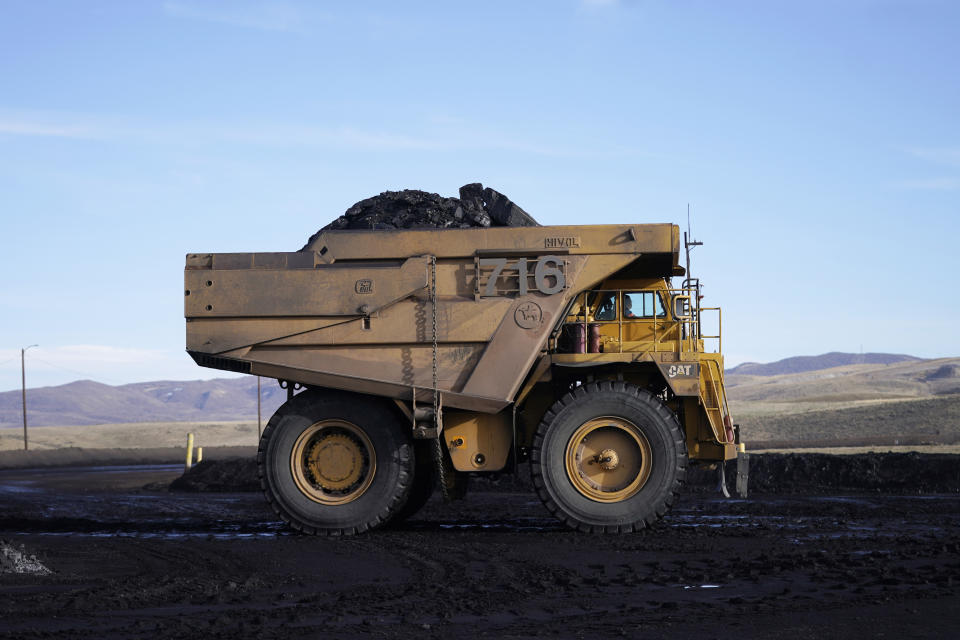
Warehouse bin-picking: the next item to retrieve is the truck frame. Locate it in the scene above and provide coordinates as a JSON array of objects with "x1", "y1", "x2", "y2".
[{"x1": 185, "y1": 223, "x2": 743, "y2": 534}]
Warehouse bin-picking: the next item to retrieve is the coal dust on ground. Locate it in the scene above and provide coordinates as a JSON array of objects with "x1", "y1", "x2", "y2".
[{"x1": 1, "y1": 461, "x2": 959, "y2": 639}]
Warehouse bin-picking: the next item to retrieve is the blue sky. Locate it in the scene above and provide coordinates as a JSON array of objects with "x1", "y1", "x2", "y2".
[{"x1": 1, "y1": 0, "x2": 958, "y2": 391}]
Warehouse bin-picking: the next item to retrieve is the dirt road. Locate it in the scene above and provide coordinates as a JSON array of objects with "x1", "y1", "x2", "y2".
[{"x1": 1, "y1": 465, "x2": 958, "y2": 639}]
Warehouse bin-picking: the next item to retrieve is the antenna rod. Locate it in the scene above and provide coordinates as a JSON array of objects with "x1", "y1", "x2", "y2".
[{"x1": 684, "y1": 204, "x2": 702, "y2": 281}]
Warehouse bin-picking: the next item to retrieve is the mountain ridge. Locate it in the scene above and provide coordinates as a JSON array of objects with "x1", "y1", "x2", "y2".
[
  {"x1": 727, "y1": 352, "x2": 922, "y2": 377},
  {"x1": 0, "y1": 352, "x2": 945, "y2": 428},
  {"x1": 0, "y1": 377, "x2": 286, "y2": 428}
]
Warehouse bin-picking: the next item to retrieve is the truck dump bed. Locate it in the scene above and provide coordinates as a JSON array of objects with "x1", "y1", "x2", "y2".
[{"x1": 185, "y1": 224, "x2": 682, "y2": 413}]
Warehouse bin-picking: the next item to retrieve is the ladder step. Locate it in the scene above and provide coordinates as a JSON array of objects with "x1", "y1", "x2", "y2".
[{"x1": 413, "y1": 407, "x2": 435, "y2": 421}]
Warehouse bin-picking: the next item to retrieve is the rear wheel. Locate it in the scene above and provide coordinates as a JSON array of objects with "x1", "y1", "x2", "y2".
[
  {"x1": 531, "y1": 381, "x2": 686, "y2": 533},
  {"x1": 388, "y1": 440, "x2": 436, "y2": 524},
  {"x1": 258, "y1": 388, "x2": 414, "y2": 535}
]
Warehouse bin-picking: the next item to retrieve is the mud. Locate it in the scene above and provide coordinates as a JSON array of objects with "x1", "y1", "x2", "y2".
[
  {"x1": 302, "y1": 183, "x2": 538, "y2": 248},
  {"x1": 1, "y1": 462, "x2": 959, "y2": 639},
  {"x1": 169, "y1": 458, "x2": 261, "y2": 493}
]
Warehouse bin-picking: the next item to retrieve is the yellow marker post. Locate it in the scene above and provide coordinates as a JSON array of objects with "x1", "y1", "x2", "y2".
[
  {"x1": 196, "y1": 446, "x2": 203, "y2": 464},
  {"x1": 185, "y1": 432, "x2": 195, "y2": 471}
]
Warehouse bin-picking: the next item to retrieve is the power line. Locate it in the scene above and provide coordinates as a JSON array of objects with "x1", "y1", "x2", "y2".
[{"x1": 28, "y1": 356, "x2": 124, "y2": 385}]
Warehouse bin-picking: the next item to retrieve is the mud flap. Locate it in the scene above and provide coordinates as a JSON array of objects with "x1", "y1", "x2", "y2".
[
  {"x1": 736, "y1": 452, "x2": 749, "y2": 498},
  {"x1": 717, "y1": 463, "x2": 731, "y2": 498}
]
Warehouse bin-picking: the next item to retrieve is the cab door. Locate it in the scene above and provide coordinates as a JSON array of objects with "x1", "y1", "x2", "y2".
[{"x1": 620, "y1": 290, "x2": 672, "y2": 349}]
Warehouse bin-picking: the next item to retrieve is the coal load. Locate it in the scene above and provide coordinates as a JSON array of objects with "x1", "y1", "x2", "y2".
[{"x1": 301, "y1": 182, "x2": 539, "y2": 249}]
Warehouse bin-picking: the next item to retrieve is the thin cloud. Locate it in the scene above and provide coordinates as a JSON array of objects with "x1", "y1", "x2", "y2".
[
  {"x1": 908, "y1": 147, "x2": 960, "y2": 167},
  {"x1": 0, "y1": 109, "x2": 637, "y2": 157},
  {"x1": 0, "y1": 118, "x2": 95, "y2": 139},
  {"x1": 162, "y1": 2, "x2": 308, "y2": 32},
  {"x1": 212, "y1": 123, "x2": 637, "y2": 157},
  {"x1": 896, "y1": 148, "x2": 960, "y2": 190},
  {"x1": 895, "y1": 177, "x2": 959, "y2": 191},
  {"x1": 216, "y1": 124, "x2": 446, "y2": 152}
]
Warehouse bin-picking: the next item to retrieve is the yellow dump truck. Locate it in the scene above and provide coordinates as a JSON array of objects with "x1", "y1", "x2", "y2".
[{"x1": 185, "y1": 223, "x2": 744, "y2": 534}]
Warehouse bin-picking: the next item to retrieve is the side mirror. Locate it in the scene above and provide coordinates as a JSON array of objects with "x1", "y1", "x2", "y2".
[{"x1": 672, "y1": 295, "x2": 692, "y2": 319}]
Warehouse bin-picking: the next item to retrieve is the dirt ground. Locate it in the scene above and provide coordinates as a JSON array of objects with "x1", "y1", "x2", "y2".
[{"x1": 1, "y1": 459, "x2": 959, "y2": 640}]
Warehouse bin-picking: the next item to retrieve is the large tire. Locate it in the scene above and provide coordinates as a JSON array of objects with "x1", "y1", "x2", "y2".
[
  {"x1": 531, "y1": 381, "x2": 687, "y2": 533},
  {"x1": 388, "y1": 440, "x2": 436, "y2": 525},
  {"x1": 257, "y1": 388, "x2": 414, "y2": 535}
]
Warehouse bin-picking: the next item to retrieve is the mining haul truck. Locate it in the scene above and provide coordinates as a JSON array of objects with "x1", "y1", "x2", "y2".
[{"x1": 185, "y1": 223, "x2": 744, "y2": 534}]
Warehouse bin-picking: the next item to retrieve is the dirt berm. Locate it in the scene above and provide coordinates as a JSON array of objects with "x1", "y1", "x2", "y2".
[
  {"x1": 301, "y1": 182, "x2": 538, "y2": 248},
  {"x1": 170, "y1": 452, "x2": 960, "y2": 494}
]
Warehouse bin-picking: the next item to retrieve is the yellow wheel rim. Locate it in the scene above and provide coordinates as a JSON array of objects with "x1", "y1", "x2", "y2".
[
  {"x1": 564, "y1": 417, "x2": 652, "y2": 503},
  {"x1": 291, "y1": 420, "x2": 376, "y2": 505}
]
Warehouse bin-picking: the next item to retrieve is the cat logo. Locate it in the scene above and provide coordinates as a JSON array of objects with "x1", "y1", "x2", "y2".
[{"x1": 355, "y1": 279, "x2": 373, "y2": 294}]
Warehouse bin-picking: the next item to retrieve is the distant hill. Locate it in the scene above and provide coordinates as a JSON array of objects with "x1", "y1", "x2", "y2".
[
  {"x1": 1, "y1": 352, "x2": 955, "y2": 435},
  {"x1": 726, "y1": 352, "x2": 922, "y2": 377},
  {"x1": 0, "y1": 377, "x2": 286, "y2": 428},
  {"x1": 726, "y1": 355, "x2": 960, "y2": 448}
]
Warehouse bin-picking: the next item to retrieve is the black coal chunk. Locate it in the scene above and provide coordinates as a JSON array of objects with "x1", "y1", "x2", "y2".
[
  {"x1": 301, "y1": 182, "x2": 538, "y2": 249},
  {"x1": 482, "y1": 186, "x2": 539, "y2": 227}
]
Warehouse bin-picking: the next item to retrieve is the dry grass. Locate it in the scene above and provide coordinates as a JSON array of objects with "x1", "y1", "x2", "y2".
[
  {"x1": 0, "y1": 420, "x2": 261, "y2": 452},
  {"x1": 735, "y1": 393, "x2": 960, "y2": 447},
  {"x1": 727, "y1": 357, "x2": 960, "y2": 415}
]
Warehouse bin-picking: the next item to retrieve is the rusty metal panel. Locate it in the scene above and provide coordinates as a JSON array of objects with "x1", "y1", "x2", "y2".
[
  {"x1": 304, "y1": 224, "x2": 677, "y2": 262},
  {"x1": 185, "y1": 256, "x2": 428, "y2": 318},
  {"x1": 185, "y1": 317, "x2": 350, "y2": 354},
  {"x1": 235, "y1": 343, "x2": 486, "y2": 393},
  {"x1": 248, "y1": 360, "x2": 509, "y2": 414},
  {"x1": 186, "y1": 298, "x2": 514, "y2": 354}
]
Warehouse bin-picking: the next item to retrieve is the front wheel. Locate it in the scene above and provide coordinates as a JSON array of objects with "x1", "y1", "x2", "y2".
[
  {"x1": 257, "y1": 389, "x2": 414, "y2": 535},
  {"x1": 531, "y1": 382, "x2": 687, "y2": 533}
]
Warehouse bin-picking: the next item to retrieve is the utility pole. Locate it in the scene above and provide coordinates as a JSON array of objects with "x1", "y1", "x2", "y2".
[{"x1": 21, "y1": 344, "x2": 37, "y2": 451}]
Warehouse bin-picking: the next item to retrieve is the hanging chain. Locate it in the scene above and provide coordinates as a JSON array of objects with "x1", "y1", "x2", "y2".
[{"x1": 429, "y1": 255, "x2": 449, "y2": 501}]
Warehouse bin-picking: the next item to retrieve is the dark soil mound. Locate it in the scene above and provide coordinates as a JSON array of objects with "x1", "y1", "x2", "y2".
[
  {"x1": 169, "y1": 453, "x2": 960, "y2": 495},
  {"x1": 301, "y1": 182, "x2": 539, "y2": 248},
  {"x1": 169, "y1": 458, "x2": 260, "y2": 493},
  {"x1": 687, "y1": 452, "x2": 960, "y2": 494}
]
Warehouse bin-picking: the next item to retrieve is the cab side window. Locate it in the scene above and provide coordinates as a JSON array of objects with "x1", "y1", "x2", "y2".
[{"x1": 623, "y1": 292, "x2": 665, "y2": 318}]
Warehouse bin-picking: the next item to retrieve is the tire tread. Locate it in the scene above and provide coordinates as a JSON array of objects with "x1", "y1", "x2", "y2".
[
  {"x1": 530, "y1": 382, "x2": 687, "y2": 533},
  {"x1": 256, "y1": 389, "x2": 414, "y2": 536}
]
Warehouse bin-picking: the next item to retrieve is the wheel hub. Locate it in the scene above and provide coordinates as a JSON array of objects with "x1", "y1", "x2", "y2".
[
  {"x1": 565, "y1": 417, "x2": 652, "y2": 503},
  {"x1": 290, "y1": 421, "x2": 377, "y2": 506},
  {"x1": 596, "y1": 448, "x2": 620, "y2": 471},
  {"x1": 307, "y1": 433, "x2": 364, "y2": 491}
]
